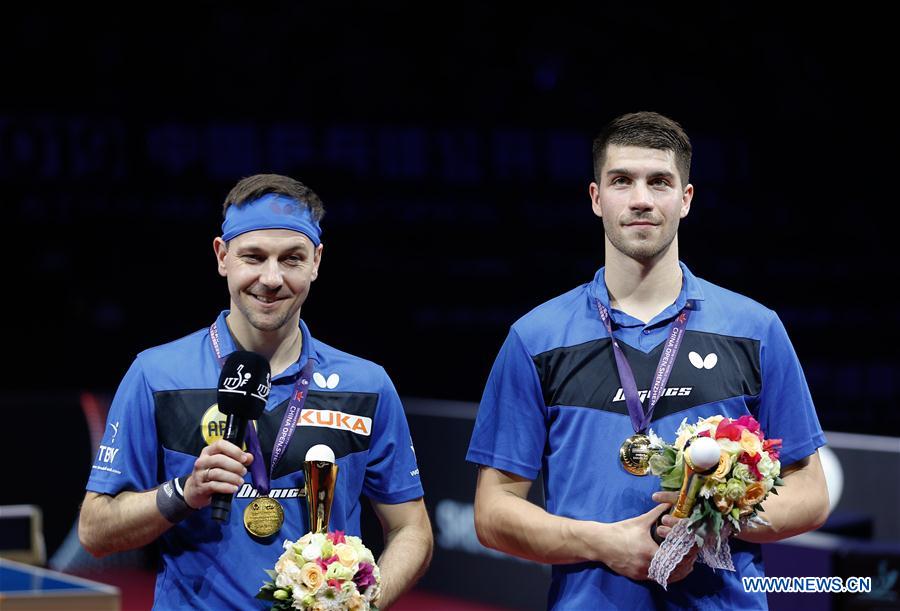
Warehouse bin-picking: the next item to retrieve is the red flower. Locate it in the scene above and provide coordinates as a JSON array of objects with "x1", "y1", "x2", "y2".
[
  {"x1": 698, "y1": 429, "x2": 710, "y2": 438},
  {"x1": 714, "y1": 418, "x2": 746, "y2": 441},
  {"x1": 735, "y1": 415, "x2": 760, "y2": 432},
  {"x1": 739, "y1": 451, "x2": 763, "y2": 480},
  {"x1": 763, "y1": 438, "x2": 782, "y2": 461},
  {"x1": 328, "y1": 530, "x2": 347, "y2": 544},
  {"x1": 328, "y1": 579, "x2": 342, "y2": 589},
  {"x1": 734, "y1": 415, "x2": 767, "y2": 440},
  {"x1": 316, "y1": 555, "x2": 339, "y2": 571},
  {"x1": 354, "y1": 563, "x2": 377, "y2": 589}
]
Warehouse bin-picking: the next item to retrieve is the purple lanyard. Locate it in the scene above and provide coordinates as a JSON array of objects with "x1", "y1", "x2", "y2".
[
  {"x1": 595, "y1": 301, "x2": 691, "y2": 433},
  {"x1": 210, "y1": 322, "x2": 313, "y2": 496}
]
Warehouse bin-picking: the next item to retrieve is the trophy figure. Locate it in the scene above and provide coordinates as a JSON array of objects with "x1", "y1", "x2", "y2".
[
  {"x1": 671, "y1": 436, "x2": 722, "y2": 518},
  {"x1": 304, "y1": 444, "x2": 338, "y2": 534}
]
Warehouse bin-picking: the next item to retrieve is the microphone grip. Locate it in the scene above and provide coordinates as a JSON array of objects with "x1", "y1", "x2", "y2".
[{"x1": 210, "y1": 414, "x2": 249, "y2": 522}]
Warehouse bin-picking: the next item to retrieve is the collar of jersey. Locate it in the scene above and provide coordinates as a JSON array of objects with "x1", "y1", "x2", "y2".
[
  {"x1": 212, "y1": 310, "x2": 318, "y2": 381},
  {"x1": 588, "y1": 261, "x2": 706, "y2": 329}
]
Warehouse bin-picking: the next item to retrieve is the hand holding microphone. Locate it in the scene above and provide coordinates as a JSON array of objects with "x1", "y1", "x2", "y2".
[{"x1": 180, "y1": 351, "x2": 271, "y2": 521}]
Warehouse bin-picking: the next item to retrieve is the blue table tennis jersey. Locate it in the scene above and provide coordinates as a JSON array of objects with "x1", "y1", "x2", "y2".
[
  {"x1": 87, "y1": 312, "x2": 424, "y2": 610},
  {"x1": 467, "y1": 263, "x2": 825, "y2": 610}
]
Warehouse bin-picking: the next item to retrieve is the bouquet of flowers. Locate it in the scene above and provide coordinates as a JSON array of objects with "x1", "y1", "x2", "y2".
[
  {"x1": 257, "y1": 531, "x2": 381, "y2": 610},
  {"x1": 646, "y1": 414, "x2": 783, "y2": 588}
]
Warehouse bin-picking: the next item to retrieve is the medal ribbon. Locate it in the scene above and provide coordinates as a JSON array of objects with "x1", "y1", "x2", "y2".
[
  {"x1": 595, "y1": 301, "x2": 691, "y2": 433},
  {"x1": 210, "y1": 321, "x2": 313, "y2": 496}
]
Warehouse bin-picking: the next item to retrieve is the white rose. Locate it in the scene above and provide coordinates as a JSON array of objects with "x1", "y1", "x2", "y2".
[
  {"x1": 352, "y1": 542, "x2": 374, "y2": 565},
  {"x1": 757, "y1": 455, "x2": 781, "y2": 480},
  {"x1": 282, "y1": 561, "x2": 302, "y2": 585},
  {"x1": 302, "y1": 544, "x2": 322, "y2": 562},
  {"x1": 716, "y1": 438, "x2": 741, "y2": 455},
  {"x1": 275, "y1": 552, "x2": 294, "y2": 575},
  {"x1": 276, "y1": 572, "x2": 294, "y2": 589},
  {"x1": 292, "y1": 587, "x2": 311, "y2": 609}
]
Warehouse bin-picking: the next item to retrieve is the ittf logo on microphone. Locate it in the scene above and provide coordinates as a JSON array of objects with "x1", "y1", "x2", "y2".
[
  {"x1": 252, "y1": 373, "x2": 271, "y2": 402},
  {"x1": 221, "y1": 364, "x2": 252, "y2": 394}
]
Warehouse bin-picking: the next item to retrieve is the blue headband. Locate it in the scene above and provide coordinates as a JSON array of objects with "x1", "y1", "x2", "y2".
[{"x1": 221, "y1": 193, "x2": 322, "y2": 246}]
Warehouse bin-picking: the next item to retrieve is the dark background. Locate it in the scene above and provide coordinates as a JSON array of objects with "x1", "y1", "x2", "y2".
[{"x1": 2, "y1": 3, "x2": 898, "y2": 563}]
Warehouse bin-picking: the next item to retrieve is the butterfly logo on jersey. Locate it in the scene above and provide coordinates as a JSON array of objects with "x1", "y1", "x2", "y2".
[
  {"x1": 688, "y1": 351, "x2": 718, "y2": 370},
  {"x1": 313, "y1": 372, "x2": 340, "y2": 389}
]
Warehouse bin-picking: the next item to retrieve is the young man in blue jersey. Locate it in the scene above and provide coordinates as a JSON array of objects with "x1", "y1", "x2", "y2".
[
  {"x1": 79, "y1": 174, "x2": 433, "y2": 610},
  {"x1": 467, "y1": 112, "x2": 830, "y2": 609}
]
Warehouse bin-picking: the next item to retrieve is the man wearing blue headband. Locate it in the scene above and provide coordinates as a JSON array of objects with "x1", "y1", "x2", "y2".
[{"x1": 79, "y1": 174, "x2": 433, "y2": 609}]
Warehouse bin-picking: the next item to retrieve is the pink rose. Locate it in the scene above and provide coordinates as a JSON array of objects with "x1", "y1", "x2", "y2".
[{"x1": 714, "y1": 418, "x2": 746, "y2": 441}]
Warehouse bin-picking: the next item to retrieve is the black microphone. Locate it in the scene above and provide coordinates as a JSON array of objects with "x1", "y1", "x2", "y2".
[{"x1": 211, "y1": 351, "x2": 271, "y2": 522}]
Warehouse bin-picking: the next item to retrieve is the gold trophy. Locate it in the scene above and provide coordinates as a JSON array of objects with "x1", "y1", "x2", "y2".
[
  {"x1": 304, "y1": 444, "x2": 338, "y2": 534},
  {"x1": 671, "y1": 436, "x2": 722, "y2": 518}
]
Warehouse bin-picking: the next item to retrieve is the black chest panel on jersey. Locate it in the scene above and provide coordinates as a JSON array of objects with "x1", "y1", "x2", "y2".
[
  {"x1": 532, "y1": 330, "x2": 761, "y2": 420},
  {"x1": 154, "y1": 389, "x2": 378, "y2": 478}
]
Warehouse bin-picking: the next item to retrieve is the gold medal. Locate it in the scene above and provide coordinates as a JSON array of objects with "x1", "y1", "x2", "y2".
[
  {"x1": 619, "y1": 433, "x2": 653, "y2": 476},
  {"x1": 243, "y1": 496, "x2": 285, "y2": 538}
]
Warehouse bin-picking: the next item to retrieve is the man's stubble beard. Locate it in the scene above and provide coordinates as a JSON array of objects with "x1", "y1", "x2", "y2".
[
  {"x1": 603, "y1": 217, "x2": 679, "y2": 263},
  {"x1": 238, "y1": 297, "x2": 303, "y2": 333}
]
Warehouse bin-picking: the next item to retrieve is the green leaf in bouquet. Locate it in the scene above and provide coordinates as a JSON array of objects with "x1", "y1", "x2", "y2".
[
  {"x1": 687, "y1": 504, "x2": 705, "y2": 526},
  {"x1": 649, "y1": 446, "x2": 675, "y2": 475},
  {"x1": 693, "y1": 520, "x2": 708, "y2": 542},
  {"x1": 710, "y1": 510, "x2": 723, "y2": 540},
  {"x1": 769, "y1": 485, "x2": 779, "y2": 496},
  {"x1": 693, "y1": 500, "x2": 716, "y2": 533},
  {"x1": 701, "y1": 499, "x2": 718, "y2": 521},
  {"x1": 659, "y1": 451, "x2": 685, "y2": 490},
  {"x1": 726, "y1": 512, "x2": 741, "y2": 532},
  {"x1": 256, "y1": 585, "x2": 276, "y2": 601},
  {"x1": 773, "y1": 476, "x2": 785, "y2": 487},
  {"x1": 265, "y1": 569, "x2": 278, "y2": 580}
]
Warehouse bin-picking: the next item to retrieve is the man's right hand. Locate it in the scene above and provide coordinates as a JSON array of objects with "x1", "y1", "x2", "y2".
[
  {"x1": 588, "y1": 502, "x2": 698, "y2": 583},
  {"x1": 182, "y1": 440, "x2": 253, "y2": 509}
]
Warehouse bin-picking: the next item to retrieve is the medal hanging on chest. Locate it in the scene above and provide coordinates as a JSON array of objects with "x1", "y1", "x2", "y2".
[
  {"x1": 595, "y1": 301, "x2": 692, "y2": 476},
  {"x1": 243, "y1": 494, "x2": 286, "y2": 537},
  {"x1": 241, "y1": 360, "x2": 314, "y2": 538},
  {"x1": 211, "y1": 322, "x2": 314, "y2": 538},
  {"x1": 619, "y1": 433, "x2": 654, "y2": 476}
]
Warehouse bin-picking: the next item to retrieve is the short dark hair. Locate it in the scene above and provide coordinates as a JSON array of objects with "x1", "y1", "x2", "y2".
[
  {"x1": 592, "y1": 112, "x2": 692, "y2": 186},
  {"x1": 222, "y1": 174, "x2": 326, "y2": 222}
]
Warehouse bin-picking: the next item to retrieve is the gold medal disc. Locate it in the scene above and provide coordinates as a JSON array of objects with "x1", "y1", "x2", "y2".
[
  {"x1": 243, "y1": 496, "x2": 285, "y2": 538},
  {"x1": 619, "y1": 433, "x2": 652, "y2": 476}
]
